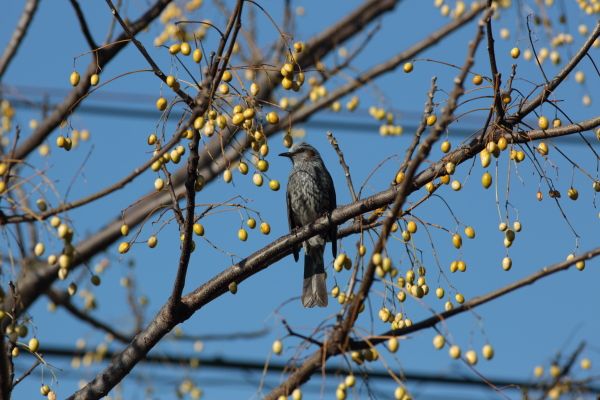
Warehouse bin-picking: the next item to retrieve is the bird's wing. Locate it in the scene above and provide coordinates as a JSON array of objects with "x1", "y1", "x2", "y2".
[
  {"x1": 326, "y1": 168, "x2": 337, "y2": 258},
  {"x1": 286, "y1": 187, "x2": 300, "y2": 262}
]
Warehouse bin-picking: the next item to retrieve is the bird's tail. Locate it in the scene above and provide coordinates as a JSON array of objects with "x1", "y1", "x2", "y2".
[{"x1": 302, "y1": 245, "x2": 328, "y2": 307}]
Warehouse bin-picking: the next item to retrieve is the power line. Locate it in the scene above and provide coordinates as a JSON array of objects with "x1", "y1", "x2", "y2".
[
  {"x1": 29, "y1": 345, "x2": 600, "y2": 395},
  {"x1": 1, "y1": 85, "x2": 591, "y2": 142}
]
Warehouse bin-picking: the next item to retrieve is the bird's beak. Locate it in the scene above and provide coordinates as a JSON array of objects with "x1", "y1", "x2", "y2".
[{"x1": 278, "y1": 151, "x2": 292, "y2": 158}]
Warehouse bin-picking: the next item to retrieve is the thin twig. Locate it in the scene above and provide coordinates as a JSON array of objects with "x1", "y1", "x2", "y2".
[
  {"x1": 69, "y1": 0, "x2": 98, "y2": 50},
  {"x1": 327, "y1": 131, "x2": 358, "y2": 202}
]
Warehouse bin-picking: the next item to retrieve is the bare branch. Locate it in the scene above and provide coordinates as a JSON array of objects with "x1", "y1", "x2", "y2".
[
  {"x1": 46, "y1": 289, "x2": 131, "y2": 344},
  {"x1": 327, "y1": 132, "x2": 358, "y2": 203},
  {"x1": 69, "y1": 0, "x2": 98, "y2": 50}
]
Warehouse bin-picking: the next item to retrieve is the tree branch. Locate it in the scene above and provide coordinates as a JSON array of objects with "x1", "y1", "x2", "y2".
[
  {"x1": 46, "y1": 289, "x2": 131, "y2": 344},
  {"x1": 69, "y1": 0, "x2": 98, "y2": 50}
]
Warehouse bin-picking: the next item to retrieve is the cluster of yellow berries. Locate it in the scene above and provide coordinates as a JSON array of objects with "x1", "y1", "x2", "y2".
[
  {"x1": 178, "y1": 378, "x2": 203, "y2": 400},
  {"x1": 369, "y1": 106, "x2": 403, "y2": 136},
  {"x1": 237, "y1": 218, "x2": 271, "y2": 241},
  {"x1": 41, "y1": 215, "x2": 77, "y2": 281},
  {"x1": 432, "y1": 334, "x2": 495, "y2": 364},
  {"x1": 154, "y1": 3, "x2": 207, "y2": 47},
  {"x1": 0, "y1": 99, "x2": 15, "y2": 135}
]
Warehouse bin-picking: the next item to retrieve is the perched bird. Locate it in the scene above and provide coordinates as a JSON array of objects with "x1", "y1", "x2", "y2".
[{"x1": 279, "y1": 142, "x2": 337, "y2": 307}]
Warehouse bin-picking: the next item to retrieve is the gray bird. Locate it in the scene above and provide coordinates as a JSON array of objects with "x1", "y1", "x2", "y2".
[{"x1": 279, "y1": 142, "x2": 337, "y2": 307}]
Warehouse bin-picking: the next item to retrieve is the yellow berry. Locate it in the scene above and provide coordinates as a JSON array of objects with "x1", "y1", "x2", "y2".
[
  {"x1": 193, "y1": 48, "x2": 203, "y2": 63},
  {"x1": 168, "y1": 43, "x2": 181, "y2": 54},
  {"x1": 406, "y1": 220, "x2": 417, "y2": 233},
  {"x1": 238, "y1": 228, "x2": 248, "y2": 241},
  {"x1": 465, "y1": 349, "x2": 478, "y2": 365},
  {"x1": 403, "y1": 62, "x2": 414, "y2": 73},
  {"x1": 472, "y1": 74, "x2": 483, "y2": 85},
  {"x1": 440, "y1": 141, "x2": 451, "y2": 153},
  {"x1": 426, "y1": 115, "x2": 437, "y2": 126},
  {"x1": 534, "y1": 365, "x2": 544, "y2": 377},
  {"x1": 452, "y1": 234, "x2": 462, "y2": 249},
  {"x1": 449, "y1": 345, "x2": 461, "y2": 359},
  {"x1": 482, "y1": 344, "x2": 494, "y2": 360},
  {"x1": 497, "y1": 137, "x2": 508, "y2": 150},
  {"x1": 581, "y1": 358, "x2": 592, "y2": 370},
  {"x1": 154, "y1": 178, "x2": 164, "y2": 191},
  {"x1": 395, "y1": 171, "x2": 405, "y2": 184},
  {"x1": 510, "y1": 47, "x2": 520, "y2": 58},
  {"x1": 28, "y1": 337, "x2": 39, "y2": 352},
  {"x1": 120, "y1": 224, "x2": 129, "y2": 236},
  {"x1": 223, "y1": 169, "x2": 232, "y2": 183},
  {"x1": 464, "y1": 226, "x2": 475, "y2": 238},
  {"x1": 156, "y1": 97, "x2": 167, "y2": 111},
  {"x1": 394, "y1": 386, "x2": 406, "y2": 400},
  {"x1": 568, "y1": 187, "x2": 579, "y2": 200},
  {"x1": 266, "y1": 111, "x2": 279, "y2": 124},
  {"x1": 34, "y1": 242, "x2": 45, "y2": 257},
  {"x1": 90, "y1": 73, "x2": 99, "y2": 86},
  {"x1": 70, "y1": 71, "x2": 80, "y2": 86},
  {"x1": 147, "y1": 235, "x2": 158, "y2": 248},
  {"x1": 40, "y1": 385, "x2": 50, "y2": 396},
  {"x1": 269, "y1": 180, "x2": 280, "y2": 191},
  {"x1": 247, "y1": 218, "x2": 256, "y2": 229},
  {"x1": 433, "y1": 334, "x2": 445, "y2": 349},
  {"x1": 480, "y1": 149, "x2": 491, "y2": 167},
  {"x1": 481, "y1": 172, "x2": 492, "y2": 188},
  {"x1": 387, "y1": 337, "x2": 399, "y2": 353},
  {"x1": 502, "y1": 257, "x2": 512, "y2": 271},
  {"x1": 179, "y1": 42, "x2": 190, "y2": 55},
  {"x1": 228, "y1": 281, "x2": 238, "y2": 294},
  {"x1": 272, "y1": 339, "x2": 283, "y2": 355},
  {"x1": 538, "y1": 116, "x2": 549, "y2": 130},
  {"x1": 253, "y1": 173, "x2": 263, "y2": 186},
  {"x1": 193, "y1": 223, "x2": 205, "y2": 236},
  {"x1": 260, "y1": 222, "x2": 271, "y2": 235},
  {"x1": 118, "y1": 242, "x2": 130, "y2": 254},
  {"x1": 238, "y1": 161, "x2": 249, "y2": 175},
  {"x1": 257, "y1": 159, "x2": 269, "y2": 172},
  {"x1": 372, "y1": 252, "x2": 382, "y2": 266}
]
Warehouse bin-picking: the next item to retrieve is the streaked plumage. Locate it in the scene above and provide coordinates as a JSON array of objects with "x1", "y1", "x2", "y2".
[{"x1": 280, "y1": 142, "x2": 337, "y2": 307}]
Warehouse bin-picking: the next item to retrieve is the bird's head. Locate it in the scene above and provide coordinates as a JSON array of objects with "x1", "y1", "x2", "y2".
[{"x1": 278, "y1": 142, "x2": 321, "y2": 164}]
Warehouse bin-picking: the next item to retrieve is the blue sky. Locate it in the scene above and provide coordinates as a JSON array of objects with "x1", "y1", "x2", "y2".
[{"x1": 2, "y1": 0, "x2": 599, "y2": 399}]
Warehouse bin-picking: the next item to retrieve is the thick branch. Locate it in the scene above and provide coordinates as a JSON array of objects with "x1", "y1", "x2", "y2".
[{"x1": 58, "y1": 111, "x2": 598, "y2": 399}]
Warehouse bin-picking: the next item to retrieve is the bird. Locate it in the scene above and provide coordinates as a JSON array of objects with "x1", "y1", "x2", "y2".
[{"x1": 279, "y1": 142, "x2": 337, "y2": 307}]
